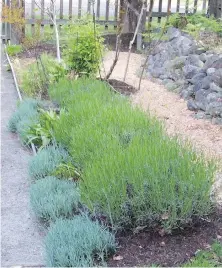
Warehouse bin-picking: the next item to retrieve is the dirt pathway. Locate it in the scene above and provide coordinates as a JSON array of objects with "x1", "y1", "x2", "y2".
[
  {"x1": 1, "y1": 53, "x2": 44, "y2": 266},
  {"x1": 103, "y1": 51, "x2": 222, "y2": 205}
]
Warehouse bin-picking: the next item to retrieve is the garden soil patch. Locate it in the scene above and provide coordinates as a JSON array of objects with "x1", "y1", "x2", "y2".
[
  {"x1": 108, "y1": 215, "x2": 222, "y2": 267},
  {"x1": 108, "y1": 79, "x2": 137, "y2": 95}
]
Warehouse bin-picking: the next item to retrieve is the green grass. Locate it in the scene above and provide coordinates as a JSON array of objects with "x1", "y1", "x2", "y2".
[
  {"x1": 30, "y1": 176, "x2": 80, "y2": 222},
  {"x1": 49, "y1": 77, "x2": 216, "y2": 231},
  {"x1": 183, "y1": 241, "x2": 222, "y2": 267},
  {"x1": 5, "y1": 44, "x2": 23, "y2": 56},
  {"x1": 45, "y1": 215, "x2": 116, "y2": 266}
]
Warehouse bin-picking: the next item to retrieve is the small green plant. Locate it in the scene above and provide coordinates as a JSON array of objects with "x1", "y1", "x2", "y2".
[
  {"x1": 5, "y1": 44, "x2": 22, "y2": 56},
  {"x1": 28, "y1": 143, "x2": 71, "y2": 180},
  {"x1": 51, "y1": 162, "x2": 81, "y2": 181},
  {"x1": 62, "y1": 19, "x2": 104, "y2": 76},
  {"x1": 30, "y1": 176, "x2": 80, "y2": 222},
  {"x1": 183, "y1": 241, "x2": 222, "y2": 267},
  {"x1": 20, "y1": 54, "x2": 66, "y2": 98},
  {"x1": 45, "y1": 215, "x2": 116, "y2": 266}
]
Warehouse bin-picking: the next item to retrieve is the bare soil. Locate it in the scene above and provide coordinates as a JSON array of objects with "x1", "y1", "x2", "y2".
[{"x1": 108, "y1": 213, "x2": 222, "y2": 267}]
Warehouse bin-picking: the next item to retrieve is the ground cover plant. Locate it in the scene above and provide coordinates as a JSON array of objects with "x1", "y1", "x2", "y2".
[
  {"x1": 49, "y1": 77, "x2": 217, "y2": 231},
  {"x1": 30, "y1": 176, "x2": 80, "y2": 222},
  {"x1": 183, "y1": 240, "x2": 222, "y2": 267},
  {"x1": 5, "y1": 44, "x2": 23, "y2": 56},
  {"x1": 45, "y1": 215, "x2": 116, "y2": 267},
  {"x1": 28, "y1": 143, "x2": 72, "y2": 180}
]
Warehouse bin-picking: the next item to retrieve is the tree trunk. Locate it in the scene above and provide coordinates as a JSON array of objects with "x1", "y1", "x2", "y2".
[
  {"x1": 208, "y1": 0, "x2": 221, "y2": 18},
  {"x1": 120, "y1": 0, "x2": 142, "y2": 33}
]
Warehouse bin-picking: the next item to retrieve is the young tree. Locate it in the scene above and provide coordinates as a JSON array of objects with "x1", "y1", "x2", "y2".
[{"x1": 35, "y1": 0, "x2": 61, "y2": 62}]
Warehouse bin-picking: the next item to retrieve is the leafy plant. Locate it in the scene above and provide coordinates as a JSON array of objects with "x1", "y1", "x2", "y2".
[
  {"x1": 62, "y1": 19, "x2": 104, "y2": 76},
  {"x1": 30, "y1": 176, "x2": 80, "y2": 222},
  {"x1": 50, "y1": 78, "x2": 216, "y2": 231},
  {"x1": 19, "y1": 54, "x2": 66, "y2": 98},
  {"x1": 45, "y1": 215, "x2": 116, "y2": 266},
  {"x1": 5, "y1": 44, "x2": 22, "y2": 56},
  {"x1": 51, "y1": 162, "x2": 81, "y2": 181},
  {"x1": 28, "y1": 143, "x2": 71, "y2": 180},
  {"x1": 24, "y1": 109, "x2": 59, "y2": 150}
]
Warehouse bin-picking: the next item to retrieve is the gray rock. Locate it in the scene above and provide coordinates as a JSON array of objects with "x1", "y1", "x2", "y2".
[
  {"x1": 199, "y1": 53, "x2": 207, "y2": 63},
  {"x1": 203, "y1": 55, "x2": 218, "y2": 70},
  {"x1": 207, "y1": 68, "x2": 216, "y2": 76},
  {"x1": 193, "y1": 80, "x2": 204, "y2": 92},
  {"x1": 189, "y1": 72, "x2": 206, "y2": 85},
  {"x1": 183, "y1": 65, "x2": 201, "y2": 79},
  {"x1": 185, "y1": 55, "x2": 204, "y2": 68},
  {"x1": 206, "y1": 101, "x2": 222, "y2": 117},
  {"x1": 210, "y1": 58, "x2": 222, "y2": 69},
  {"x1": 212, "y1": 117, "x2": 222, "y2": 125},
  {"x1": 159, "y1": 74, "x2": 169, "y2": 80},
  {"x1": 180, "y1": 85, "x2": 194, "y2": 100},
  {"x1": 195, "y1": 48, "x2": 207, "y2": 55},
  {"x1": 167, "y1": 27, "x2": 181, "y2": 41},
  {"x1": 165, "y1": 81, "x2": 179, "y2": 91},
  {"x1": 164, "y1": 56, "x2": 187, "y2": 70},
  {"x1": 162, "y1": 79, "x2": 174, "y2": 85},
  {"x1": 194, "y1": 111, "x2": 207, "y2": 119},
  {"x1": 151, "y1": 67, "x2": 164, "y2": 78},
  {"x1": 195, "y1": 89, "x2": 210, "y2": 111},
  {"x1": 210, "y1": 82, "x2": 222, "y2": 93},
  {"x1": 211, "y1": 69, "x2": 222, "y2": 87},
  {"x1": 207, "y1": 92, "x2": 222, "y2": 103},
  {"x1": 201, "y1": 76, "x2": 212, "y2": 89},
  {"x1": 187, "y1": 99, "x2": 198, "y2": 111}
]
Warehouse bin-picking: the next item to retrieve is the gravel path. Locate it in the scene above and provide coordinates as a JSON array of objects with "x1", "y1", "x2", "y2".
[
  {"x1": 1, "y1": 52, "x2": 44, "y2": 266},
  {"x1": 103, "y1": 51, "x2": 222, "y2": 205}
]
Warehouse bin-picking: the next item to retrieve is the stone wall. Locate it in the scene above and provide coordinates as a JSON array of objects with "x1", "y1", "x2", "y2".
[{"x1": 146, "y1": 27, "x2": 222, "y2": 125}]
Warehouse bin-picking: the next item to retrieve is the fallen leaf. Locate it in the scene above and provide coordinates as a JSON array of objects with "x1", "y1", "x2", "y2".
[
  {"x1": 160, "y1": 241, "x2": 166, "y2": 247},
  {"x1": 113, "y1": 255, "x2": 123, "y2": 261},
  {"x1": 161, "y1": 212, "x2": 169, "y2": 220},
  {"x1": 158, "y1": 228, "x2": 166, "y2": 237}
]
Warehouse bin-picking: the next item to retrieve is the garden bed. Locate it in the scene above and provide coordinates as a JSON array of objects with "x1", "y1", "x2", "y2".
[
  {"x1": 5, "y1": 14, "x2": 222, "y2": 267},
  {"x1": 109, "y1": 214, "x2": 222, "y2": 267}
]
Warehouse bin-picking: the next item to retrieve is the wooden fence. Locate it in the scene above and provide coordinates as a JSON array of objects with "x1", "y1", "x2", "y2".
[{"x1": 2, "y1": 0, "x2": 221, "y2": 43}]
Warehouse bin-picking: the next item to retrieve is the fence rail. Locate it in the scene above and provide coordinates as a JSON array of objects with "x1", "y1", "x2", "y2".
[{"x1": 2, "y1": 0, "x2": 221, "y2": 43}]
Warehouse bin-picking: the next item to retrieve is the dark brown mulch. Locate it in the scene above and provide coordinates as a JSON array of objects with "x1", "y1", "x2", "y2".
[
  {"x1": 108, "y1": 79, "x2": 138, "y2": 95},
  {"x1": 108, "y1": 213, "x2": 222, "y2": 267},
  {"x1": 18, "y1": 43, "x2": 56, "y2": 58}
]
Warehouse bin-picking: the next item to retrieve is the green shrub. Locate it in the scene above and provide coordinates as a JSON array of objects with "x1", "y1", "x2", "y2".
[
  {"x1": 28, "y1": 144, "x2": 71, "y2": 180},
  {"x1": 5, "y1": 44, "x2": 23, "y2": 56},
  {"x1": 30, "y1": 176, "x2": 80, "y2": 222},
  {"x1": 50, "y1": 78, "x2": 216, "y2": 231},
  {"x1": 8, "y1": 98, "x2": 40, "y2": 133},
  {"x1": 20, "y1": 54, "x2": 66, "y2": 98},
  {"x1": 62, "y1": 19, "x2": 104, "y2": 76},
  {"x1": 45, "y1": 215, "x2": 116, "y2": 266}
]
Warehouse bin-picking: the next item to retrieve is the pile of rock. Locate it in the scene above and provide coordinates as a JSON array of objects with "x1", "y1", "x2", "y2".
[{"x1": 146, "y1": 27, "x2": 222, "y2": 124}]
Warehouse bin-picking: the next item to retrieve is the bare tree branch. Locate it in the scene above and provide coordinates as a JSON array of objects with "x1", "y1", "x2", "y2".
[
  {"x1": 105, "y1": 6, "x2": 129, "y2": 80},
  {"x1": 123, "y1": 1, "x2": 145, "y2": 82}
]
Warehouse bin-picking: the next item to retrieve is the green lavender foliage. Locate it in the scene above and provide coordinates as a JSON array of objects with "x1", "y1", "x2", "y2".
[
  {"x1": 30, "y1": 176, "x2": 80, "y2": 222},
  {"x1": 49, "y1": 78, "x2": 216, "y2": 230},
  {"x1": 8, "y1": 98, "x2": 40, "y2": 133},
  {"x1": 45, "y1": 215, "x2": 116, "y2": 267},
  {"x1": 28, "y1": 144, "x2": 71, "y2": 180}
]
